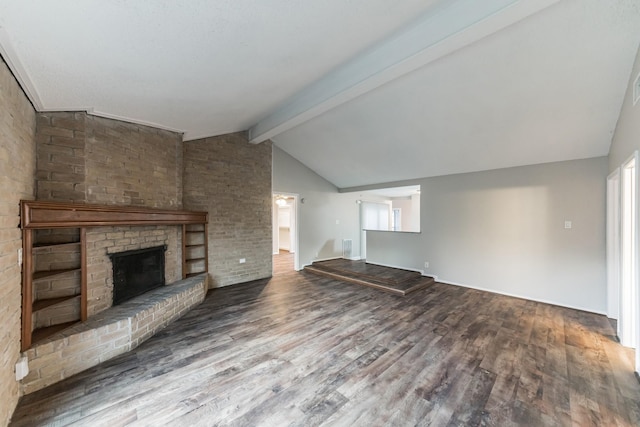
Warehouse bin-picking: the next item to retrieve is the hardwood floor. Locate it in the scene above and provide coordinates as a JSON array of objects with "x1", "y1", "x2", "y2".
[
  {"x1": 10, "y1": 255, "x2": 640, "y2": 426},
  {"x1": 273, "y1": 250, "x2": 294, "y2": 273}
]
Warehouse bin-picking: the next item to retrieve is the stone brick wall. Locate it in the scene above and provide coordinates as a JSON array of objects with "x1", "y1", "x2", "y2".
[
  {"x1": 36, "y1": 112, "x2": 183, "y2": 209},
  {"x1": 183, "y1": 132, "x2": 272, "y2": 287},
  {"x1": 35, "y1": 112, "x2": 86, "y2": 201},
  {"x1": 0, "y1": 58, "x2": 36, "y2": 425},
  {"x1": 86, "y1": 226, "x2": 181, "y2": 316},
  {"x1": 85, "y1": 115, "x2": 183, "y2": 208},
  {"x1": 34, "y1": 113, "x2": 185, "y2": 316}
]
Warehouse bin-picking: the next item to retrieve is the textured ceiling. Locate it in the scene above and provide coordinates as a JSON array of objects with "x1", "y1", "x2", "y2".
[
  {"x1": 1, "y1": 0, "x2": 639, "y2": 188},
  {"x1": 0, "y1": 0, "x2": 441, "y2": 139}
]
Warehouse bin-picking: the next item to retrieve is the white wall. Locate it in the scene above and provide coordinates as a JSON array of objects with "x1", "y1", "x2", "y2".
[
  {"x1": 392, "y1": 198, "x2": 412, "y2": 231},
  {"x1": 272, "y1": 146, "x2": 363, "y2": 267},
  {"x1": 367, "y1": 157, "x2": 608, "y2": 313},
  {"x1": 411, "y1": 194, "x2": 420, "y2": 231},
  {"x1": 390, "y1": 195, "x2": 420, "y2": 232},
  {"x1": 272, "y1": 198, "x2": 279, "y2": 254},
  {"x1": 278, "y1": 204, "x2": 292, "y2": 251},
  {"x1": 609, "y1": 44, "x2": 640, "y2": 172}
]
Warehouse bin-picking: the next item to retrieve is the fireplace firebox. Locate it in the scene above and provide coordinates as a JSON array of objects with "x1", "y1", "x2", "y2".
[{"x1": 110, "y1": 245, "x2": 167, "y2": 305}]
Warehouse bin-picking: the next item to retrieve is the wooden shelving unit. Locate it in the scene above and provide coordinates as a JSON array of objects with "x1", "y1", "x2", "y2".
[
  {"x1": 32, "y1": 295, "x2": 81, "y2": 312},
  {"x1": 31, "y1": 321, "x2": 79, "y2": 344},
  {"x1": 20, "y1": 200, "x2": 208, "y2": 351},
  {"x1": 182, "y1": 224, "x2": 208, "y2": 278},
  {"x1": 22, "y1": 227, "x2": 86, "y2": 350},
  {"x1": 32, "y1": 267, "x2": 81, "y2": 280}
]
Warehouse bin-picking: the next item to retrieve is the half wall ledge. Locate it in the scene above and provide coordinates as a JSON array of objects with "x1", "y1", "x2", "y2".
[{"x1": 20, "y1": 274, "x2": 208, "y2": 395}]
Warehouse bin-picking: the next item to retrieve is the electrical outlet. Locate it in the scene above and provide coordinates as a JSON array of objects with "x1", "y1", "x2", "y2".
[
  {"x1": 18, "y1": 248, "x2": 22, "y2": 266},
  {"x1": 564, "y1": 220, "x2": 572, "y2": 229},
  {"x1": 424, "y1": 261, "x2": 429, "y2": 269},
  {"x1": 15, "y1": 356, "x2": 28, "y2": 381},
  {"x1": 239, "y1": 258, "x2": 246, "y2": 264}
]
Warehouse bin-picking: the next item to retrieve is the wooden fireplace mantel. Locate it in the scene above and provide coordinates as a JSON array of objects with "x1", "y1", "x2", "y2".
[
  {"x1": 20, "y1": 200, "x2": 208, "y2": 351},
  {"x1": 21, "y1": 200, "x2": 208, "y2": 229}
]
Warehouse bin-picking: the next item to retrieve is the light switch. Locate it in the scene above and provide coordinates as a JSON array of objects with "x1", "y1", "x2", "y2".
[{"x1": 564, "y1": 221, "x2": 572, "y2": 229}]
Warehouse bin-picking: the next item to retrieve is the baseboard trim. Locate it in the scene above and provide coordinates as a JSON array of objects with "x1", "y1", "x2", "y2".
[
  {"x1": 303, "y1": 256, "x2": 342, "y2": 268},
  {"x1": 437, "y1": 278, "x2": 606, "y2": 315},
  {"x1": 364, "y1": 260, "x2": 427, "y2": 277}
]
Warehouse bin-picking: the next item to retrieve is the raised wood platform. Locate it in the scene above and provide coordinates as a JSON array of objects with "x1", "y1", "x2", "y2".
[{"x1": 305, "y1": 259, "x2": 434, "y2": 295}]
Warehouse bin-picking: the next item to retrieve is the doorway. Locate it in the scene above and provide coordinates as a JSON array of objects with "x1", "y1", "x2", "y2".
[
  {"x1": 620, "y1": 153, "x2": 639, "y2": 362},
  {"x1": 607, "y1": 168, "x2": 621, "y2": 334},
  {"x1": 272, "y1": 193, "x2": 299, "y2": 273}
]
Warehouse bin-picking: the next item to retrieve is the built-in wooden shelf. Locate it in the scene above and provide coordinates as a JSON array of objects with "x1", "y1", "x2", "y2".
[
  {"x1": 33, "y1": 268, "x2": 81, "y2": 281},
  {"x1": 185, "y1": 272, "x2": 205, "y2": 278},
  {"x1": 21, "y1": 200, "x2": 209, "y2": 351},
  {"x1": 182, "y1": 224, "x2": 208, "y2": 279},
  {"x1": 31, "y1": 321, "x2": 79, "y2": 345},
  {"x1": 33, "y1": 242, "x2": 81, "y2": 251},
  {"x1": 32, "y1": 295, "x2": 80, "y2": 312}
]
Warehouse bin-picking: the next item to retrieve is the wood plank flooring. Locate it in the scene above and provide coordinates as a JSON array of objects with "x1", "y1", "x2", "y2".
[{"x1": 10, "y1": 254, "x2": 640, "y2": 426}]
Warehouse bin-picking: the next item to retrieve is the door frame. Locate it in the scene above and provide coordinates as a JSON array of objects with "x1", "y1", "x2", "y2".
[
  {"x1": 272, "y1": 191, "x2": 300, "y2": 271},
  {"x1": 620, "y1": 152, "x2": 639, "y2": 368},
  {"x1": 607, "y1": 168, "x2": 621, "y2": 327}
]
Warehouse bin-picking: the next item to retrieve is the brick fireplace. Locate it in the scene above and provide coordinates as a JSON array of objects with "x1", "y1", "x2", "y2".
[
  {"x1": 110, "y1": 244, "x2": 167, "y2": 305},
  {"x1": 17, "y1": 110, "x2": 273, "y2": 395},
  {"x1": 29, "y1": 224, "x2": 182, "y2": 331},
  {"x1": 36, "y1": 111, "x2": 273, "y2": 291},
  {"x1": 34, "y1": 112, "x2": 187, "y2": 315},
  {"x1": 19, "y1": 201, "x2": 208, "y2": 394},
  {"x1": 87, "y1": 226, "x2": 181, "y2": 315},
  {"x1": 1, "y1": 62, "x2": 273, "y2": 424}
]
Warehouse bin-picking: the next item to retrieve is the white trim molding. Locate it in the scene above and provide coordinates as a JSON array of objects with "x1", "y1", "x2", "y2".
[{"x1": 0, "y1": 27, "x2": 45, "y2": 110}]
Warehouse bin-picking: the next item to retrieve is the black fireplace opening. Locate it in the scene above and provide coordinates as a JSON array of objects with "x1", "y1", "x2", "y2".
[{"x1": 110, "y1": 245, "x2": 167, "y2": 305}]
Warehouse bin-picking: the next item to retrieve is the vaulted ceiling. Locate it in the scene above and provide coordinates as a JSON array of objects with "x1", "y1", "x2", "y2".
[{"x1": 1, "y1": 0, "x2": 639, "y2": 188}]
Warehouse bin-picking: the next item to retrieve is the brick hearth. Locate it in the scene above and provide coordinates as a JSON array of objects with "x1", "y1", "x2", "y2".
[{"x1": 21, "y1": 274, "x2": 207, "y2": 394}]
